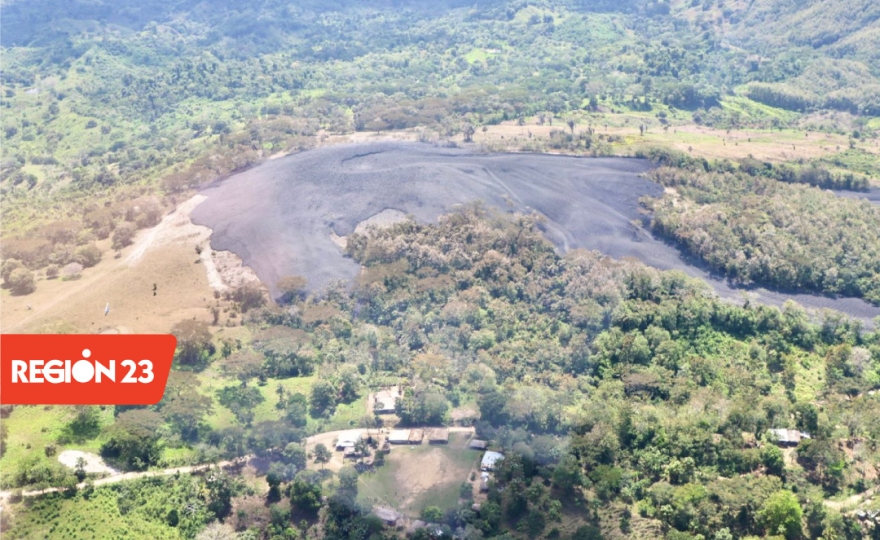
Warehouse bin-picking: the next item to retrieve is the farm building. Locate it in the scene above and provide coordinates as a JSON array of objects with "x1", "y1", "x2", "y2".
[
  {"x1": 374, "y1": 386, "x2": 401, "y2": 414},
  {"x1": 480, "y1": 472, "x2": 490, "y2": 492},
  {"x1": 373, "y1": 507, "x2": 402, "y2": 526},
  {"x1": 388, "y1": 429, "x2": 411, "y2": 444},
  {"x1": 408, "y1": 429, "x2": 424, "y2": 444},
  {"x1": 481, "y1": 451, "x2": 504, "y2": 471},
  {"x1": 769, "y1": 429, "x2": 811, "y2": 447},
  {"x1": 336, "y1": 430, "x2": 363, "y2": 450},
  {"x1": 468, "y1": 439, "x2": 488, "y2": 450},
  {"x1": 426, "y1": 427, "x2": 449, "y2": 444}
]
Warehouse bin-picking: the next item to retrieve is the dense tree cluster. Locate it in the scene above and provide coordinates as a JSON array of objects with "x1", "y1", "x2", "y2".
[
  {"x1": 647, "y1": 166, "x2": 880, "y2": 303},
  {"x1": 6, "y1": 207, "x2": 880, "y2": 539}
]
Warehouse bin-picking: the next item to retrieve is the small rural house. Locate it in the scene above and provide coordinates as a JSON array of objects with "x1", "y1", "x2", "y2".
[
  {"x1": 408, "y1": 429, "x2": 424, "y2": 444},
  {"x1": 388, "y1": 429, "x2": 411, "y2": 444},
  {"x1": 374, "y1": 387, "x2": 401, "y2": 415},
  {"x1": 426, "y1": 428, "x2": 449, "y2": 444},
  {"x1": 468, "y1": 439, "x2": 488, "y2": 450},
  {"x1": 481, "y1": 451, "x2": 505, "y2": 471},
  {"x1": 373, "y1": 507, "x2": 402, "y2": 526},
  {"x1": 480, "y1": 471, "x2": 490, "y2": 492},
  {"x1": 336, "y1": 430, "x2": 363, "y2": 450},
  {"x1": 769, "y1": 429, "x2": 811, "y2": 447}
]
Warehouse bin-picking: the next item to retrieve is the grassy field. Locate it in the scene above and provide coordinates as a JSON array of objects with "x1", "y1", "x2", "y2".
[
  {"x1": 3, "y1": 476, "x2": 205, "y2": 540},
  {"x1": 472, "y1": 110, "x2": 879, "y2": 167},
  {"x1": 793, "y1": 352, "x2": 826, "y2": 403},
  {"x1": 4, "y1": 490, "x2": 178, "y2": 540},
  {"x1": 356, "y1": 433, "x2": 481, "y2": 517},
  {"x1": 0, "y1": 406, "x2": 116, "y2": 489},
  {"x1": 194, "y1": 370, "x2": 368, "y2": 434}
]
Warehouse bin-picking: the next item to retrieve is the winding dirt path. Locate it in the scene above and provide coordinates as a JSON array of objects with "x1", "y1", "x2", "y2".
[
  {"x1": 823, "y1": 485, "x2": 878, "y2": 512},
  {"x1": 0, "y1": 456, "x2": 249, "y2": 503}
]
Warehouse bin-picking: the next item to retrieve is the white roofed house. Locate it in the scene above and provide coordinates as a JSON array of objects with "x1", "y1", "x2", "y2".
[
  {"x1": 374, "y1": 386, "x2": 401, "y2": 415},
  {"x1": 336, "y1": 430, "x2": 364, "y2": 450},
  {"x1": 468, "y1": 439, "x2": 488, "y2": 450},
  {"x1": 388, "y1": 429, "x2": 411, "y2": 444},
  {"x1": 481, "y1": 451, "x2": 504, "y2": 471},
  {"x1": 769, "y1": 429, "x2": 811, "y2": 447}
]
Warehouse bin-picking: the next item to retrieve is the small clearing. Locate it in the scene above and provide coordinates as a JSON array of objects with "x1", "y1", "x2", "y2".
[
  {"x1": 57, "y1": 450, "x2": 117, "y2": 475},
  {"x1": 357, "y1": 432, "x2": 480, "y2": 516}
]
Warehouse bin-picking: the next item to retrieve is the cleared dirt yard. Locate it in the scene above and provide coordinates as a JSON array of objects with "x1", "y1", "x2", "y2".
[{"x1": 357, "y1": 433, "x2": 481, "y2": 517}]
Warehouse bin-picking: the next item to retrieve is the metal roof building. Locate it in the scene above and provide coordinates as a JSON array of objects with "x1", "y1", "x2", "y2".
[
  {"x1": 769, "y1": 429, "x2": 811, "y2": 446},
  {"x1": 335, "y1": 430, "x2": 363, "y2": 450},
  {"x1": 426, "y1": 427, "x2": 449, "y2": 444},
  {"x1": 374, "y1": 386, "x2": 401, "y2": 415},
  {"x1": 481, "y1": 451, "x2": 505, "y2": 471},
  {"x1": 388, "y1": 429, "x2": 411, "y2": 444},
  {"x1": 468, "y1": 439, "x2": 488, "y2": 450}
]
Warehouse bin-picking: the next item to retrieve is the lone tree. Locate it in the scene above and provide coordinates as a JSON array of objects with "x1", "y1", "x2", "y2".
[
  {"x1": 313, "y1": 443, "x2": 332, "y2": 470},
  {"x1": 222, "y1": 350, "x2": 264, "y2": 386},
  {"x1": 1, "y1": 259, "x2": 24, "y2": 285},
  {"x1": 8, "y1": 268, "x2": 35, "y2": 295},
  {"x1": 171, "y1": 320, "x2": 215, "y2": 369},
  {"x1": 266, "y1": 463, "x2": 284, "y2": 502},
  {"x1": 159, "y1": 371, "x2": 213, "y2": 440},
  {"x1": 567, "y1": 118, "x2": 576, "y2": 135},
  {"x1": 282, "y1": 442, "x2": 308, "y2": 471},
  {"x1": 760, "y1": 490, "x2": 803, "y2": 540},
  {"x1": 111, "y1": 222, "x2": 136, "y2": 250},
  {"x1": 230, "y1": 284, "x2": 266, "y2": 313},
  {"x1": 463, "y1": 124, "x2": 476, "y2": 143},
  {"x1": 75, "y1": 457, "x2": 87, "y2": 481},
  {"x1": 310, "y1": 379, "x2": 338, "y2": 416},
  {"x1": 100, "y1": 409, "x2": 164, "y2": 470}
]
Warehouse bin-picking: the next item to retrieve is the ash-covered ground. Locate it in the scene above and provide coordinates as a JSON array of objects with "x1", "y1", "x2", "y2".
[{"x1": 192, "y1": 142, "x2": 880, "y2": 323}]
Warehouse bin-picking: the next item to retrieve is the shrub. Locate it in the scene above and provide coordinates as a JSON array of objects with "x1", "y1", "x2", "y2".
[
  {"x1": 1, "y1": 258, "x2": 25, "y2": 284},
  {"x1": 2, "y1": 237, "x2": 52, "y2": 267},
  {"x1": 46, "y1": 264, "x2": 60, "y2": 279},
  {"x1": 231, "y1": 284, "x2": 266, "y2": 312},
  {"x1": 8, "y1": 268, "x2": 36, "y2": 295},
  {"x1": 74, "y1": 244, "x2": 102, "y2": 268},
  {"x1": 62, "y1": 262, "x2": 84, "y2": 280},
  {"x1": 111, "y1": 222, "x2": 136, "y2": 250}
]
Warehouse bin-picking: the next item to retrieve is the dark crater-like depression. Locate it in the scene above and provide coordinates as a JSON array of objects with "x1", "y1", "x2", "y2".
[{"x1": 192, "y1": 142, "x2": 880, "y2": 323}]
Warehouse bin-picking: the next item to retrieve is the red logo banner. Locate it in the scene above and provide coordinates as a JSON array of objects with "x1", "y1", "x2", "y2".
[{"x1": 0, "y1": 334, "x2": 176, "y2": 405}]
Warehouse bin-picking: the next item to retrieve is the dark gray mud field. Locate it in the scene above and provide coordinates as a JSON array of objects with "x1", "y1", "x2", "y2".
[{"x1": 192, "y1": 142, "x2": 880, "y2": 323}]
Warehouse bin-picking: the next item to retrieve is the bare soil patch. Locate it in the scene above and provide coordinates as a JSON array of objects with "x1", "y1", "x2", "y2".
[
  {"x1": 57, "y1": 450, "x2": 117, "y2": 475},
  {"x1": 393, "y1": 447, "x2": 458, "y2": 510},
  {"x1": 1, "y1": 195, "x2": 240, "y2": 333}
]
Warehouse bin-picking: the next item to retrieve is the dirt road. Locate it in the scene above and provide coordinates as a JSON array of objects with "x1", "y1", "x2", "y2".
[
  {"x1": 823, "y1": 485, "x2": 878, "y2": 512},
  {"x1": 0, "y1": 427, "x2": 475, "y2": 503}
]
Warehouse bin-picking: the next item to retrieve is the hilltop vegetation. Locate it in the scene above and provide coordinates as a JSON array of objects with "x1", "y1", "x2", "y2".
[
  {"x1": 644, "y1": 162, "x2": 880, "y2": 304},
  {"x1": 2, "y1": 0, "x2": 878, "y2": 301},
  {"x1": 6, "y1": 207, "x2": 880, "y2": 539},
  {"x1": 2, "y1": 0, "x2": 877, "y2": 205}
]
